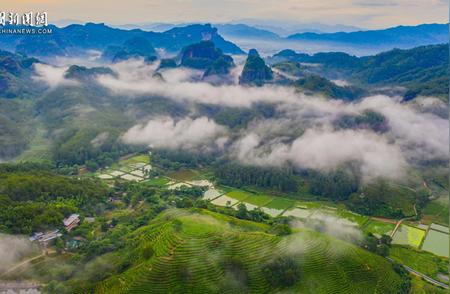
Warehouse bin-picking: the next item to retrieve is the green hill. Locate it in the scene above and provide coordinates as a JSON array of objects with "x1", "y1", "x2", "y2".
[{"x1": 87, "y1": 209, "x2": 404, "y2": 293}]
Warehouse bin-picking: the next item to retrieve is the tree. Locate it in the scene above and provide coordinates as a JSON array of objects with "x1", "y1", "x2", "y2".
[
  {"x1": 269, "y1": 223, "x2": 292, "y2": 236},
  {"x1": 263, "y1": 255, "x2": 301, "y2": 288},
  {"x1": 380, "y1": 234, "x2": 392, "y2": 245},
  {"x1": 236, "y1": 203, "x2": 249, "y2": 220}
]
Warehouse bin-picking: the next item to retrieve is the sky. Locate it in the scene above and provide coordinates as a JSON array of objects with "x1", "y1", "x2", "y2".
[{"x1": 6, "y1": 0, "x2": 449, "y2": 29}]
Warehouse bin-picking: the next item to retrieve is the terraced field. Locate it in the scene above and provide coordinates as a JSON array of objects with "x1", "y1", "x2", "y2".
[
  {"x1": 93, "y1": 209, "x2": 405, "y2": 294},
  {"x1": 392, "y1": 225, "x2": 426, "y2": 248}
]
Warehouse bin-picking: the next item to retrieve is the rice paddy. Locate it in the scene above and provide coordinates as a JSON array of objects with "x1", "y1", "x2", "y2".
[
  {"x1": 210, "y1": 195, "x2": 239, "y2": 207},
  {"x1": 421, "y1": 229, "x2": 449, "y2": 258},
  {"x1": 363, "y1": 220, "x2": 395, "y2": 236},
  {"x1": 96, "y1": 154, "x2": 152, "y2": 182},
  {"x1": 202, "y1": 188, "x2": 224, "y2": 200},
  {"x1": 167, "y1": 169, "x2": 199, "y2": 181},
  {"x1": 392, "y1": 225, "x2": 426, "y2": 248}
]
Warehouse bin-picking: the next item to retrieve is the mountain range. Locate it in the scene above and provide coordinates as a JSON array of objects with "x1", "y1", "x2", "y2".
[
  {"x1": 0, "y1": 22, "x2": 447, "y2": 59},
  {"x1": 0, "y1": 23, "x2": 244, "y2": 58}
]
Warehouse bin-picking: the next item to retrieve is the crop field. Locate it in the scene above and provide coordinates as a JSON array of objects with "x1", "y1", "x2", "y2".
[
  {"x1": 225, "y1": 190, "x2": 252, "y2": 201},
  {"x1": 118, "y1": 154, "x2": 150, "y2": 165},
  {"x1": 240, "y1": 202, "x2": 258, "y2": 211},
  {"x1": 94, "y1": 209, "x2": 405, "y2": 294},
  {"x1": 422, "y1": 200, "x2": 449, "y2": 226},
  {"x1": 389, "y1": 245, "x2": 448, "y2": 280},
  {"x1": 202, "y1": 188, "x2": 224, "y2": 200},
  {"x1": 95, "y1": 154, "x2": 152, "y2": 182},
  {"x1": 243, "y1": 194, "x2": 274, "y2": 207},
  {"x1": 421, "y1": 229, "x2": 449, "y2": 258},
  {"x1": 210, "y1": 195, "x2": 239, "y2": 207},
  {"x1": 144, "y1": 177, "x2": 170, "y2": 186},
  {"x1": 392, "y1": 225, "x2": 425, "y2": 248},
  {"x1": 363, "y1": 220, "x2": 395, "y2": 236},
  {"x1": 430, "y1": 223, "x2": 449, "y2": 234},
  {"x1": 336, "y1": 210, "x2": 369, "y2": 226},
  {"x1": 264, "y1": 197, "x2": 295, "y2": 210},
  {"x1": 260, "y1": 207, "x2": 284, "y2": 217},
  {"x1": 283, "y1": 208, "x2": 311, "y2": 218},
  {"x1": 167, "y1": 169, "x2": 199, "y2": 181}
]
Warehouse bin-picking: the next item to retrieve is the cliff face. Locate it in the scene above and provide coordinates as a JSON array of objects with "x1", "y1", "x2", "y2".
[
  {"x1": 102, "y1": 37, "x2": 157, "y2": 63},
  {"x1": 239, "y1": 49, "x2": 273, "y2": 86},
  {"x1": 181, "y1": 41, "x2": 234, "y2": 76}
]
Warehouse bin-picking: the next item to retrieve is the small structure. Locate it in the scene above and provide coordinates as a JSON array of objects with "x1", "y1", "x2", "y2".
[
  {"x1": 29, "y1": 230, "x2": 62, "y2": 246},
  {"x1": 85, "y1": 217, "x2": 95, "y2": 223},
  {"x1": 63, "y1": 214, "x2": 80, "y2": 232}
]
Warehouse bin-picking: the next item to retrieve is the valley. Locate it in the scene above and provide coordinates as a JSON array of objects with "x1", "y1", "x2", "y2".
[{"x1": 0, "y1": 19, "x2": 448, "y2": 294}]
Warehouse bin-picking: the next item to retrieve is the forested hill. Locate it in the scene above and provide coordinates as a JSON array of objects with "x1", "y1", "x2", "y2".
[
  {"x1": 270, "y1": 44, "x2": 449, "y2": 100},
  {"x1": 0, "y1": 23, "x2": 244, "y2": 57},
  {"x1": 287, "y1": 23, "x2": 448, "y2": 47}
]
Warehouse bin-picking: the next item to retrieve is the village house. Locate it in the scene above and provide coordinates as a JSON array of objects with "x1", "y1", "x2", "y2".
[
  {"x1": 63, "y1": 213, "x2": 80, "y2": 232},
  {"x1": 29, "y1": 230, "x2": 62, "y2": 246}
]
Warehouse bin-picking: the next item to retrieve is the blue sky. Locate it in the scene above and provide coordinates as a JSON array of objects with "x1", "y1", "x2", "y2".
[{"x1": 8, "y1": 0, "x2": 449, "y2": 29}]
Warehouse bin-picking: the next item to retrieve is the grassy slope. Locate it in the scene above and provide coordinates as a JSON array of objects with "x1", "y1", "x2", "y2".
[
  {"x1": 93, "y1": 208, "x2": 404, "y2": 294},
  {"x1": 389, "y1": 245, "x2": 448, "y2": 280}
]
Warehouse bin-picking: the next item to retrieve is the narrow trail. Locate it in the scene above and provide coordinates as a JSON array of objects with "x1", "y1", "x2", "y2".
[
  {"x1": 390, "y1": 204, "x2": 418, "y2": 238},
  {"x1": 0, "y1": 252, "x2": 45, "y2": 278}
]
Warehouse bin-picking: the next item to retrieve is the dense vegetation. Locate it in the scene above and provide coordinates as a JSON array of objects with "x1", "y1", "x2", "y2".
[
  {"x1": 54, "y1": 209, "x2": 405, "y2": 293},
  {"x1": 294, "y1": 74, "x2": 366, "y2": 100},
  {"x1": 272, "y1": 44, "x2": 449, "y2": 100},
  {"x1": 215, "y1": 163, "x2": 298, "y2": 192},
  {"x1": 239, "y1": 49, "x2": 273, "y2": 86},
  {"x1": 0, "y1": 163, "x2": 109, "y2": 234},
  {"x1": 308, "y1": 169, "x2": 359, "y2": 201}
]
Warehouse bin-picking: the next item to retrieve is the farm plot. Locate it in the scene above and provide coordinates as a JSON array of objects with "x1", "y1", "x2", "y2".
[
  {"x1": 121, "y1": 174, "x2": 143, "y2": 181},
  {"x1": 264, "y1": 197, "x2": 295, "y2": 210},
  {"x1": 260, "y1": 207, "x2": 283, "y2": 217},
  {"x1": 421, "y1": 229, "x2": 449, "y2": 258},
  {"x1": 167, "y1": 182, "x2": 192, "y2": 190},
  {"x1": 210, "y1": 195, "x2": 239, "y2": 207},
  {"x1": 144, "y1": 177, "x2": 170, "y2": 186},
  {"x1": 430, "y1": 223, "x2": 449, "y2": 234},
  {"x1": 243, "y1": 194, "x2": 273, "y2": 207},
  {"x1": 363, "y1": 220, "x2": 395, "y2": 236},
  {"x1": 187, "y1": 180, "x2": 214, "y2": 188},
  {"x1": 336, "y1": 210, "x2": 369, "y2": 226},
  {"x1": 392, "y1": 225, "x2": 425, "y2": 248},
  {"x1": 203, "y1": 188, "x2": 223, "y2": 200},
  {"x1": 98, "y1": 174, "x2": 114, "y2": 180},
  {"x1": 110, "y1": 170, "x2": 125, "y2": 177},
  {"x1": 283, "y1": 208, "x2": 311, "y2": 219},
  {"x1": 239, "y1": 202, "x2": 258, "y2": 211},
  {"x1": 225, "y1": 190, "x2": 252, "y2": 202},
  {"x1": 167, "y1": 169, "x2": 198, "y2": 181}
]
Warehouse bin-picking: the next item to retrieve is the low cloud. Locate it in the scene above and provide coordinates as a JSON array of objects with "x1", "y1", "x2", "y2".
[
  {"x1": 96, "y1": 59, "x2": 301, "y2": 108},
  {"x1": 232, "y1": 128, "x2": 407, "y2": 181},
  {"x1": 0, "y1": 234, "x2": 38, "y2": 273},
  {"x1": 291, "y1": 212, "x2": 363, "y2": 244},
  {"x1": 32, "y1": 63, "x2": 79, "y2": 88},
  {"x1": 121, "y1": 116, "x2": 228, "y2": 150},
  {"x1": 58, "y1": 59, "x2": 447, "y2": 182}
]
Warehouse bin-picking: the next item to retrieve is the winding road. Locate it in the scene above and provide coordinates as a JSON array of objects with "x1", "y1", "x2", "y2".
[{"x1": 386, "y1": 257, "x2": 449, "y2": 289}]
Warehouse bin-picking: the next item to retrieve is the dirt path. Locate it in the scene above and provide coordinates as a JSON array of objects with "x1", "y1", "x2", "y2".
[
  {"x1": 0, "y1": 252, "x2": 45, "y2": 278},
  {"x1": 370, "y1": 216, "x2": 398, "y2": 224},
  {"x1": 390, "y1": 204, "x2": 418, "y2": 238}
]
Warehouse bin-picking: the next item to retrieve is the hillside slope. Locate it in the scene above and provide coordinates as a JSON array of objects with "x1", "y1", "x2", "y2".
[{"x1": 88, "y1": 209, "x2": 404, "y2": 294}]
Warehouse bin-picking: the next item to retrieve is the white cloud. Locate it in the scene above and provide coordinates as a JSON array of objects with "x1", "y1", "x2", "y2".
[
  {"x1": 32, "y1": 63, "x2": 79, "y2": 88},
  {"x1": 121, "y1": 116, "x2": 227, "y2": 150},
  {"x1": 232, "y1": 128, "x2": 407, "y2": 182}
]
